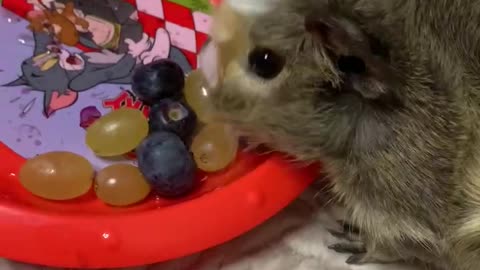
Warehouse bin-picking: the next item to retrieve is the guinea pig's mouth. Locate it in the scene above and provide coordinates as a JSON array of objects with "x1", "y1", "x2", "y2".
[{"x1": 317, "y1": 80, "x2": 340, "y2": 92}]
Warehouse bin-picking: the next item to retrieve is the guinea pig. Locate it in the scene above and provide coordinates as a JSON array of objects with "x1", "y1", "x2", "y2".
[{"x1": 208, "y1": 0, "x2": 480, "y2": 270}]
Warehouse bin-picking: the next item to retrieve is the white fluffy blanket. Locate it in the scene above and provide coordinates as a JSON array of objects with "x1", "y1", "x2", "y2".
[{"x1": 0, "y1": 187, "x2": 420, "y2": 270}]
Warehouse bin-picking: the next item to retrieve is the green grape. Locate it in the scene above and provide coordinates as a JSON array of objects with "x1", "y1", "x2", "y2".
[
  {"x1": 95, "y1": 164, "x2": 151, "y2": 207},
  {"x1": 19, "y1": 151, "x2": 94, "y2": 200},
  {"x1": 211, "y1": 3, "x2": 249, "y2": 73},
  {"x1": 190, "y1": 123, "x2": 239, "y2": 172},
  {"x1": 184, "y1": 70, "x2": 215, "y2": 124},
  {"x1": 85, "y1": 108, "x2": 149, "y2": 157}
]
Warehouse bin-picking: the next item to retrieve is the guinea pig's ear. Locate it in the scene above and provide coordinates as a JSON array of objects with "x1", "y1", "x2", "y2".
[{"x1": 305, "y1": 13, "x2": 397, "y2": 100}]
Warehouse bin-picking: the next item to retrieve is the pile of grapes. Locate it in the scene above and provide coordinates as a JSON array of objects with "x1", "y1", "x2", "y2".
[{"x1": 18, "y1": 59, "x2": 239, "y2": 207}]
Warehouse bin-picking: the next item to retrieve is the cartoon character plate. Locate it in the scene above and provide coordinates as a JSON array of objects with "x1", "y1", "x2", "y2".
[{"x1": 0, "y1": 0, "x2": 317, "y2": 268}]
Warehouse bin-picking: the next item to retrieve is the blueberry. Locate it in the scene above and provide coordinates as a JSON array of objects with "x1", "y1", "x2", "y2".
[
  {"x1": 148, "y1": 99, "x2": 197, "y2": 141},
  {"x1": 136, "y1": 131, "x2": 197, "y2": 197},
  {"x1": 131, "y1": 59, "x2": 185, "y2": 104}
]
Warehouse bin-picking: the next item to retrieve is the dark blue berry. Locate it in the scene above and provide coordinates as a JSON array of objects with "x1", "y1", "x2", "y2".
[
  {"x1": 148, "y1": 99, "x2": 197, "y2": 141},
  {"x1": 136, "y1": 131, "x2": 197, "y2": 198},
  {"x1": 132, "y1": 59, "x2": 185, "y2": 104}
]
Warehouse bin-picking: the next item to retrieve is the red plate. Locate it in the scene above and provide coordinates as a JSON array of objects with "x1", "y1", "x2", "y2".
[{"x1": 0, "y1": 143, "x2": 316, "y2": 268}]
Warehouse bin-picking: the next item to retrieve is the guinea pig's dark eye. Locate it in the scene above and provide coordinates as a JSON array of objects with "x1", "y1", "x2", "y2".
[
  {"x1": 337, "y1": 55, "x2": 366, "y2": 74},
  {"x1": 248, "y1": 47, "x2": 285, "y2": 79}
]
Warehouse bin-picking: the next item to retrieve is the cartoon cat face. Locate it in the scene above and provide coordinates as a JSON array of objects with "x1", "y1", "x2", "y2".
[
  {"x1": 19, "y1": 53, "x2": 70, "y2": 92},
  {"x1": 5, "y1": 44, "x2": 85, "y2": 117},
  {"x1": 14, "y1": 46, "x2": 85, "y2": 93}
]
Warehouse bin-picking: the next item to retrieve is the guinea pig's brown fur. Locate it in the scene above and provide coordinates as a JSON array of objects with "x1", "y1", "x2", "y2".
[{"x1": 210, "y1": 0, "x2": 480, "y2": 269}]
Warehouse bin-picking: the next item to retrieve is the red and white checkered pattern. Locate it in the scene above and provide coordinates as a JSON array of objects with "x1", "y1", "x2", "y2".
[{"x1": 128, "y1": 0, "x2": 211, "y2": 68}]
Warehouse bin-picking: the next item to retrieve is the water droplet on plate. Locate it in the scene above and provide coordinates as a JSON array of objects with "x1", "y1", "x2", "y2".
[
  {"x1": 18, "y1": 34, "x2": 34, "y2": 46},
  {"x1": 7, "y1": 17, "x2": 20, "y2": 24},
  {"x1": 0, "y1": 9, "x2": 21, "y2": 24},
  {"x1": 19, "y1": 98, "x2": 36, "y2": 117},
  {"x1": 100, "y1": 230, "x2": 121, "y2": 250}
]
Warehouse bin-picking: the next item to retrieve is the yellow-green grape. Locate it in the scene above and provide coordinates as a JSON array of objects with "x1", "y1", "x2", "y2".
[
  {"x1": 190, "y1": 123, "x2": 239, "y2": 172},
  {"x1": 95, "y1": 164, "x2": 151, "y2": 207},
  {"x1": 184, "y1": 70, "x2": 215, "y2": 124},
  {"x1": 210, "y1": 1, "x2": 241, "y2": 43},
  {"x1": 212, "y1": 3, "x2": 249, "y2": 75},
  {"x1": 19, "y1": 151, "x2": 94, "y2": 200},
  {"x1": 218, "y1": 31, "x2": 249, "y2": 73},
  {"x1": 85, "y1": 108, "x2": 149, "y2": 157}
]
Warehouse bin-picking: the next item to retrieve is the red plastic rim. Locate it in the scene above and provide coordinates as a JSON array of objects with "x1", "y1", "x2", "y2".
[{"x1": 0, "y1": 142, "x2": 317, "y2": 268}]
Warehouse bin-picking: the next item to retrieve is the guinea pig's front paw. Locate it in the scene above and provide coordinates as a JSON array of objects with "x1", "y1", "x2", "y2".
[
  {"x1": 345, "y1": 252, "x2": 392, "y2": 265},
  {"x1": 328, "y1": 220, "x2": 361, "y2": 241},
  {"x1": 328, "y1": 220, "x2": 400, "y2": 265},
  {"x1": 329, "y1": 243, "x2": 400, "y2": 265},
  {"x1": 328, "y1": 220, "x2": 368, "y2": 263},
  {"x1": 328, "y1": 242, "x2": 366, "y2": 255},
  {"x1": 348, "y1": 251, "x2": 403, "y2": 265}
]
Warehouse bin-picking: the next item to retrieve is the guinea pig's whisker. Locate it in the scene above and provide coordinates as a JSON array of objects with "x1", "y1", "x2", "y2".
[{"x1": 298, "y1": 37, "x2": 307, "y2": 53}]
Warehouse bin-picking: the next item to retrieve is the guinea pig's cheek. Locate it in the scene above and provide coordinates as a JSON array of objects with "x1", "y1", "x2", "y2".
[{"x1": 228, "y1": 63, "x2": 275, "y2": 99}]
